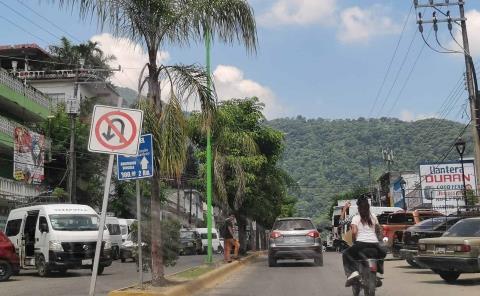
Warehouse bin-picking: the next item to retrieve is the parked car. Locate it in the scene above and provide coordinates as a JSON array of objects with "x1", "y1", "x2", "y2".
[
  {"x1": 268, "y1": 217, "x2": 323, "y2": 267},
  {"x1": 120, "y1": 232, "x2": 135, "y2": 263},
  {"x1": 5, "y1": 204, "x2": 112, "y2": 276},
  {"x1": 381, "y1": 209, "x2": 444, "y2": 255},
  {"x1": 0, "y1": 231, "x2": 20, "y2": 281},
  {"x1": 118, "y1": 218, "x2": 135, "y2": 243},
  {"x1": 106, "y1": 217, "x2": 122, "y2": 260},
  {"x1": 397, "y1": 216, "x2": 463, "y2": 267},
  {"x1": 415, "y1": 217, "x2": 480, "y2": 282},
  {"x1": 179, "y1": 229, "x2": 202, "y2": 255},
  {"x1": 196, "y1": 228, "x2": 223, "y2": 254}
]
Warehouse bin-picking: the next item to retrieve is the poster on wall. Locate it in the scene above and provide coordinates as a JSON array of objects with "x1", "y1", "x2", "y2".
[
  {"x1": 391, "y1": 173, "x2": 420, "y2": 210},
  {"x1": 419, "y1": 160, "x2": 476, "y2": 214},
  {"x1": 13, "y1": 126, "x2": 45, "y2": 184}
]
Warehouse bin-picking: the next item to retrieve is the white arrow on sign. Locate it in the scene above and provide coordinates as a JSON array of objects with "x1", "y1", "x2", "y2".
[{"x1": 140, "y1": 156, "x2": 149, "y2": 170}]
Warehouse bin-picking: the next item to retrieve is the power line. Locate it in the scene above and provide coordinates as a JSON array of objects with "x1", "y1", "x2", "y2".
[
  {"x1": 0, "y1": 0, "x2": 62, "y2": 41},
  {"x1": 0, "y1": 15, "x2": 50, "y2": 44},
  {"x1": 369, "y1": 3, "x2": 414, "y2": 117},
  {"x1": 16, "y1": 0, "x2": 82, "y2": 43}
]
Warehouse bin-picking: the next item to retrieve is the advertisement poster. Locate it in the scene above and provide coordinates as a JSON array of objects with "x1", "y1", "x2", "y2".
[
  {"x1": 13, "y1": 126, "x2": 45, "y2": 184},
  {"x1": 419, "y1": 161, "x2": 476, "y2": 214}
]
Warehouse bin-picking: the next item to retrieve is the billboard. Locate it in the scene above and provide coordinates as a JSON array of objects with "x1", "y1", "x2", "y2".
[
  {"x1": 391, "y1": 174, "x2": 420, "y2": 210},
  {"x1": 419, "y1": 161, "x2": 476, "y2": 214},
  {"x1": 13, "y1": 127, "x2": 45, "y2": 184}
]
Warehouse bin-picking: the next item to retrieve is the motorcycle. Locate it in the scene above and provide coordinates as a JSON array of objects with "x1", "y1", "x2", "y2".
[{"x1": 351, "y1": 249, "x2": 383, "y2": 296}]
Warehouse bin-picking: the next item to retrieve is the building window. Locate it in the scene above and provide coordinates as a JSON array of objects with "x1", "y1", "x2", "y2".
[{"x1": 46, "y1": 93, "x2": 66, "y2": 108}]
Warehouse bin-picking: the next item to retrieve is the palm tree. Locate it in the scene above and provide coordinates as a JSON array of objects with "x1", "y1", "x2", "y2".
[{"x1": 54, "y1": 0, "x2": 257, "y2": 285}]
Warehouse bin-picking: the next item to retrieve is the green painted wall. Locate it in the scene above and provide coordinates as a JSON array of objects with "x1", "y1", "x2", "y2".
[{"x1": 0, "y1": 84, "x2": 49, "y2": 118}]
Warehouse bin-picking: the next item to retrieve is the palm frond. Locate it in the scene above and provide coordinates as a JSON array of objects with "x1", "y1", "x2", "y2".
[
  {"x1": 213, "y1": 150, "x2": 227, "y2": 205},
  {"x1": 232, "y1": 158, "x2": 246, "y2": 210}
]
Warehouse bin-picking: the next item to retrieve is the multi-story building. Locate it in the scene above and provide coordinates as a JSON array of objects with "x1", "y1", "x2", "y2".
[{"x1": 0, "y1": 43, "x2": 123, "y2": 228}]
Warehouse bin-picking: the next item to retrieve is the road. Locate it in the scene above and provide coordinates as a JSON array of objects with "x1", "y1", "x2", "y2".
[
  {"x1": 199, "y1": 252, "x2": 480, "y2": 296},
  {"x1": 2, "y1": 254, "x2": 222, "y2": 296}
]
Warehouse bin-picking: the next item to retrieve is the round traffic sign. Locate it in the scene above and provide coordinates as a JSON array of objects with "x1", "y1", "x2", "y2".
[{"x1": 94, "y1": 111, "x2": 138, "y2": 150}]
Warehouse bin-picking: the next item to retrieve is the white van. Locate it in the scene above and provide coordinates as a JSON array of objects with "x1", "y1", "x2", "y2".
[
  {"x1": 4, "y1": 204, "x2": 112, "y2": 276},
  {"x1": 106, "y1": 217, "x2": 122, "y2": 260},
  {"x1": 196, "y1": 228, "x2": 222, "y2": 253}
]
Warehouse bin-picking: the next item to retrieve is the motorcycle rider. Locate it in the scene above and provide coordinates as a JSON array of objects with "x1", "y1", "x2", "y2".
[{"x1": 342, "y1": 196, "x2": 386, "y2": 287}]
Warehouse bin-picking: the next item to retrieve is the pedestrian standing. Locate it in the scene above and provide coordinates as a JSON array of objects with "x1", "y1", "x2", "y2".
[
  {"x1": 232, "y1": 216, "x2": 240, "y2": 259},
  {"x1": 223, "y1": 214, "x2": 235, "y2": 263}
]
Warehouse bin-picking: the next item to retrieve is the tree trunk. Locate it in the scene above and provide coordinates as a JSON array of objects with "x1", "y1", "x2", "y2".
[
  {"x1": 147, "y1": 51, "x2": 165, "y2": 286},
  {"x1": 237, "y1": 214, "x2": 247, "y2": 255}
]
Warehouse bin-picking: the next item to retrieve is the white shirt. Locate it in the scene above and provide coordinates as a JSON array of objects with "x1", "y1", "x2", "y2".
[{"x1": 351, "y1": 214, "x2": 379, "y2": 243}]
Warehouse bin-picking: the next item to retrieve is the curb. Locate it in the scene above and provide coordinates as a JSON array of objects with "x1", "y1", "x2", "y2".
[{"x1": 108, "y1": 252, "x2": 263, "y2": 296}]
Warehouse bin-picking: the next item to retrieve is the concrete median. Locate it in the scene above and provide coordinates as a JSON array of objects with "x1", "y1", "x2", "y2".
[{"x1": 108, "y1": 252, "x2": 264, "y2": 296}]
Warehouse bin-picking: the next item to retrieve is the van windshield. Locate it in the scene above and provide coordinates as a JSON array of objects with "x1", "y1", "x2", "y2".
[{"x1": 49, "y1": 214, "x2": 99, "y2": 231}]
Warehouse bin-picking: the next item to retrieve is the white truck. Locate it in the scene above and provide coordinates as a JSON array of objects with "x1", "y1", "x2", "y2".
[{"x1": 4, "y1": 204, "x2": 112, "y2": 276}]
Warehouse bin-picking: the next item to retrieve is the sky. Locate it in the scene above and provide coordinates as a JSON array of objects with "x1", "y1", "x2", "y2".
[{"x1": 1, "y1": 0, "x2": 480, "y2": 122}]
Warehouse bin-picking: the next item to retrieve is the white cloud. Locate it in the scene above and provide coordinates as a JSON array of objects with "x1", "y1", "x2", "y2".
[
  {"x1": 337, "y1": 5, "x2": 401, "y2": 44},
  {"x1": 213, "y1": 65, "x2": 285, "y2": 119},
  {"x1": 90, "y1": 33, "x2": 169, "y2": 91},
  {"x1": 259, "y1": 0, "x2": 337, "y2": 26},
  {"x1": 400, "y1": 109, "x2": 437, "y2": 122},
  {"x1": 450, "y1": 9, "x2": 480, "y2": 56}
]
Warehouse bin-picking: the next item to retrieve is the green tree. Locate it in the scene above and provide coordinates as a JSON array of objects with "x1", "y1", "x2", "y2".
[{"x1": 55, "y1": 0, "x2": 257, "y2": 285}]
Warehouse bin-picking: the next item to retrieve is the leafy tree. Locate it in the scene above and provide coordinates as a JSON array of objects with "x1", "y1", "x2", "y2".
[{"x1": 54, "y1": 0, "x2": 257, "y2": 286}]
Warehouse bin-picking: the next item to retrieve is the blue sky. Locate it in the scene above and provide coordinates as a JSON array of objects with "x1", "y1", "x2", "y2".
[{"x1": 1, "y1": 0, "x2": 480, "y2": 121}]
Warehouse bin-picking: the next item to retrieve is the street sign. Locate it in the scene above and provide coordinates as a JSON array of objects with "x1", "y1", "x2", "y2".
[
  {"x1": 88, "y1": 105, "x2": 143, "y2": 155},
  {"x1": 117, "y1": 134, "x2": 154, "y2": 180}
]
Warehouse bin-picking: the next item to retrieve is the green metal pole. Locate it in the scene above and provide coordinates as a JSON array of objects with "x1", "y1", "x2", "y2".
[{"x1": 205, "y1": 27, "x2": 213, "y2": 264}]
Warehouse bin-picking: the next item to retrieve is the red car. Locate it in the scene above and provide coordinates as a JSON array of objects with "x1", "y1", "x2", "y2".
[{"x1": 0, "y1": 231, "x2": 20, "y2": 281}]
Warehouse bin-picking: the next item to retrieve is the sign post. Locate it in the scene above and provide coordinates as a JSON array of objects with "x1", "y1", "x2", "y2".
[
  {"x1": 88, "y1": 105, "x2": 143, "y2": 296},
  {"x1": 117, "y1": 134, "x2": 153, "y2": 289}
]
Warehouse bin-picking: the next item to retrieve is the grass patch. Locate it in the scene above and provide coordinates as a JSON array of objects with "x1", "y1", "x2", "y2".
[{"x1": 172, "y1": 265, "x2": 215, "y2": 280}]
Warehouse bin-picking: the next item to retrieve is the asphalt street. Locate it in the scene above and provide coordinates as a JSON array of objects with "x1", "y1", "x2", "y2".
[
  {"x1": 199, "y1": 252, "x2": 480, "y2": 296},
  {"x1": 1, "y1": 254, "x2": 222, "y2": 296}
]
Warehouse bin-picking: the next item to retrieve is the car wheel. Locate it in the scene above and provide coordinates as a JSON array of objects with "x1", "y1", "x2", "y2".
[
  {"x1": 438, "y1": 271, "x2": 460, "y2": 283},
  {"x1": 268, "y1": 255, "x2": 277, "y2": 267},
  {"x1": 406, "y1": 258, "x2": 419, "y2": 268},
  {"x1": 217, "y1": 246, "x2": 224, "y2": 254},
  {"x1": 36, "y1": 255, "x2": 51, "y2": 277},
  {"x1": 92, "y1": 265, "x2": 105, "y2": 275},
  {"x1": 0, "y1": 260, "x2": 13, "y2": 282},
  {"x1": 314, "y1": 255, "x2": 323, "y2": 267}
]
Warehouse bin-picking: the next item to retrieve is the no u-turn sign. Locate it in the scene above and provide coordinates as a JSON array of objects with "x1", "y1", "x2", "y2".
[{"x1": 88, "y1": 105, "x2": 144, "y2": 155}]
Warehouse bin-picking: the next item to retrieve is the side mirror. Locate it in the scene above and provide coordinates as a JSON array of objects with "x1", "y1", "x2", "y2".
[{"x1": 40, "y1": 222, "x2": 49, "y2": 233}]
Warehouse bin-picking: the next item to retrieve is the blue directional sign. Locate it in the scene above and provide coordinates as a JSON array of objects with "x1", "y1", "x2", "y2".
[{"x1": 117, "y1": 134, "x2": 153, "y2": 180}]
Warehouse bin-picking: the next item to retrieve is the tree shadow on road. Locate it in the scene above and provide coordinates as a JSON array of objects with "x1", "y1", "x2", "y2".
[{"x1": 420, "y1": 278, "x2": 480, "y2": 286}]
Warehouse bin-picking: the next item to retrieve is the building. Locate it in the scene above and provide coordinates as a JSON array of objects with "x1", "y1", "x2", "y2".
[
  {"x1": 0, "y1": 43, "x2": 123, "y2": 228},
  {"x1": 162, "y1": 188, "x2": 206, "y2": 228}
]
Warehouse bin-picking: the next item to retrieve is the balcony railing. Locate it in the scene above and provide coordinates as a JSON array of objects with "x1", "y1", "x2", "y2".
[
  {"x1": 0, "y1": 67, "x2": 50, "y2": 109},
  {"x1": 0, "y1": 177, "x2": 40, "y2": 202},
  {"x1": 0, "y1": 115, "x2": 14, "y2": 137}
]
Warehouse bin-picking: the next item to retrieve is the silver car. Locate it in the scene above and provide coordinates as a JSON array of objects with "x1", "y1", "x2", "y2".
[{"x1": 268, "y1": 217, "x2": 323, "y2": 267}]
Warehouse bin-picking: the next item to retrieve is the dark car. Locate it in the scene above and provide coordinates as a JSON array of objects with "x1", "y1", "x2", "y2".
[
  {"x1": 179, "y1": 230, "x2": 202, "y2": 255},
  {"x1": 268, "y1": 217, "x2": 323, "y2": 267},
  {"x1": 0, "y1": 231, "x2": 20, "y2": 281},
  {"x1": 397, "y1": 216, "x2": 463, "y2": 267}
]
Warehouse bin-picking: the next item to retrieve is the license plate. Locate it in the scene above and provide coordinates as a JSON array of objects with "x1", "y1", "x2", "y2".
[
  {"x1": 435, "y1": 247, "x2": 446, "y2": 254},
  {"x1": 82, "y1": 259, "x2": 93, "y2": 265},
  {"x1": 287, "y1": 237, "x2": 305, "y2": 243}
]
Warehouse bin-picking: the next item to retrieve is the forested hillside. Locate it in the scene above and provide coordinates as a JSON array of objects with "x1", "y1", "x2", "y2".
[{"x1": 268, "y1": 117, "x2": 473, "y2": 222}]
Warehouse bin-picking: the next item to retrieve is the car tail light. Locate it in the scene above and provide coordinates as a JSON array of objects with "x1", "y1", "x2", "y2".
[
  {"x1": 306, "y1": 231, "x2": 320, "y2": 238},
  {"x1": 419, "y1": 244, "x2": 427, "y2": 251},
  {"x1": 455, "y1": 244, "x2": 471, "y2": 252},
  {"x1": 270, "y1": 231, "x2": 282, "y2": 239}
]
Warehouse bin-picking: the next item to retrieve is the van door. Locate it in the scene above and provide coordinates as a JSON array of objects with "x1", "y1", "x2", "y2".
[
  {"x1": 35, "y1": 214, "x2": 50, "y2": 263},
  {"x1": 5, "y1": 215, "x2": 26, "y2": 267},
  {"x1": 23, "y1": 210, "x2": 40, "y2": 266}
]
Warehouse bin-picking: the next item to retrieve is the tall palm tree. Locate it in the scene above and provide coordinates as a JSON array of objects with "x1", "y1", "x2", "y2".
[{"x1": 54, "y1": 0, "x2": 257, "y2": 285}]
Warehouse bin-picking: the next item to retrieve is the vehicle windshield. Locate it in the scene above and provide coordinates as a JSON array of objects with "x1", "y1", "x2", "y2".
[
  {"x1": 49, "y1": 214, "x2": 99, "y2": 231},
  {"x1": 443, "y1": 219, "x2": 480, "y2": 237},
  {"x1": 411, "y1": 217, "x2": 449, "y2": 230},
  {"x1": 180, "y1": 231, "x2": 195, "y2": 239},
  {"x1": 273, "y1": 219, "x2": 314, "y2": 231}
]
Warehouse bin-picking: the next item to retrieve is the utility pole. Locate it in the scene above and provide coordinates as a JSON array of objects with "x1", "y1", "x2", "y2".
[
  {"x1": 415, "y1": 0, "x2": 480, "y2": 193},
  {"x1": 65, "y1": 60, "x2": 121, "y2": 204}
]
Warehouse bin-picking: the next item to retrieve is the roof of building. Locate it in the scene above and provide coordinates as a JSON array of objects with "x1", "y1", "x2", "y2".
[{"x1": 0, "y1": 43, "x2": 51, "y2": 59}]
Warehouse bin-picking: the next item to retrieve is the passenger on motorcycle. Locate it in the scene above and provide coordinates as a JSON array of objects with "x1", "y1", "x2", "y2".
[{"x1": 342, "y1": 196, "x2": 386, "y2": 287}]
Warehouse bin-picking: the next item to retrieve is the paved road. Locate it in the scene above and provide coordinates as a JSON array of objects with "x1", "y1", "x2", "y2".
[
  {"x1": 2, "y1": 254, "x2": 222, "y2": 296},
  {"x1": 199, "y1": 252, "x2": 480, "y2": 296}
]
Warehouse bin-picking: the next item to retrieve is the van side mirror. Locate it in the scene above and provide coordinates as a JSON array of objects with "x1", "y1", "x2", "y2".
[{"x1": 40, "y1": 222, "x2": 49, "y2": 233}]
